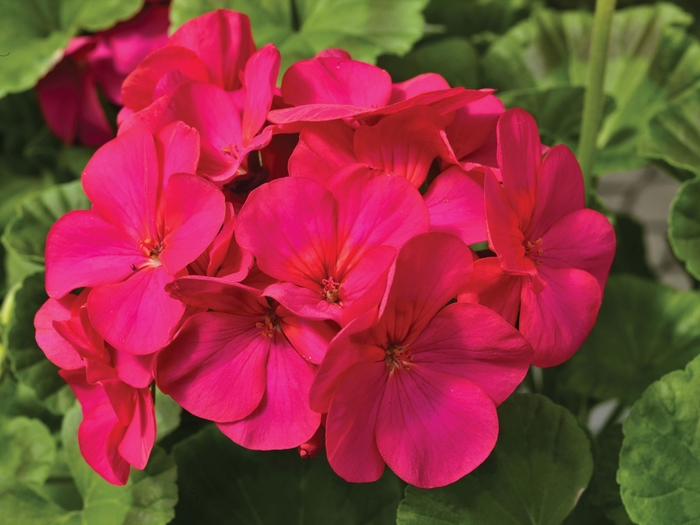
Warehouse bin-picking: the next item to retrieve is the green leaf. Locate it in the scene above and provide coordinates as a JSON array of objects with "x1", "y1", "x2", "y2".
[
  {"x1": 0, "y1": 416, "x2": 56, "y2": 489},
  {"x1": 0, "y1": 482, "x2": 71, "y2": 525},
  {"x1": 170, "y1": 0, "x2": 429, "y2": 73},
  {"x1": 560, "y1": 275, "x2": 700, "y2": 406},
  {"x1": 0, "y1": 0, "x2": 145, "y2": 97},
  {"x1": 2, "y1": 180, "x2": 89, "y2": 266},
  {"x1": 618, "y1": 354, "x2": 700, "y2": 525},
  {"x1": 378, "y1": 37, "x2": 479, "y2": 88},
  {"x1": 4, "y1": 272, "x2": 74, "y2": 414},
  {"x1": 154, "y1": 389, "x2": 181, "y2": 443},
  {"x1": 482, "y1": 3, "x2": 700, "y2": 174},
  {"x1": 669, "y1": 176, "x2": 700, "y2": 280},
  {"x1": 638, "y1": 88, "x2": 700, "y2": 179},
  {"x1": 172, "y1": 424, "x2": 403, "y2": 524},
  {"x1": 396, "y1": 394, "x2": 593, "y2": 525}
]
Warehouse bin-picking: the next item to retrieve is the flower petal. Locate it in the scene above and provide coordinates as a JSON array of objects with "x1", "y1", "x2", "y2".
[
  {"x1": 376, "y1": 366, "x2": 498, "y2": 488},
  {"x1": 458, "y1": 257, "x2": 523, "y2": 326},
  {"x1": 288, "y1": 121, "x2": 356, "y2": 183},
  {"x1": 241, "y1": 44, "x2": 280, "y2": 145},
  {"x1": 117, "y1": 387, "x2": 155, "y2": 470}
]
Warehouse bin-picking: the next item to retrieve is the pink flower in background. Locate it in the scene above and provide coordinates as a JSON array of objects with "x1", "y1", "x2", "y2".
[
  {"x1": 45, "y1": 122, "x2": 225, "y2": 355},
  {"x1": 460, "y1": 109, "x2": 616, "y2": 366},
  {"x1": 36, "y1": 3, "x2": 169, "y2": 146},
  {"x1": 310, "y1": 233, "x2": 532, "y2": 488}
]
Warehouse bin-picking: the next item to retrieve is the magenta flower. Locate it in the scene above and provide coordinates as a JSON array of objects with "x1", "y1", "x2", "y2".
[
  {"x1": 34, "y1": 291, "x2": 155, "y2": 485},
  {"x1": 45, "y1": 122, "x2": 225, "y2": 355},
  {"x1": 235, "y1": 170, "x2": 430, "y2": 326},
  {"x1": 460, "y1": 109, "x2": 616, "y2": 366},
  {"x1": 156, "y1": 278, "x2": 336, "y2": 449},
  {"x1": 310, "y1": 233, "x2": 532, "y2": 488}
]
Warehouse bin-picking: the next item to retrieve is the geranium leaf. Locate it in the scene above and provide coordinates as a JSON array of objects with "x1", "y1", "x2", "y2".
[
  {"x1": 2, "y1": 180, "x2": 90, "y2": 266},
  {"x1": 618, "y1": 354, "x2": 700, "y2": 525},
  {"x1": 172, "y1": 424, "x2": 403, "y2": 524},
  {"x1": 0, "y1": 0, "x2": 145, "y2": 97},
  {"x1": 669, "y1": 176, "x2": 700, "y2": 279},
  {"x1": 378, "y1": 37, "x2": 479, "y2": 88},
  {"x1": 0, "y1": 416, "x2": 56, "y2": 489},
  {"x1": 560, "y1": 275, "x2": 700, "y2": 405},
  {"x1": 170, "y1": 0, "x2": 428, "y2": 73},
  {"x1": 482, "y1": 3, "x2": 700, "y2": 175},
  {"x1": 396, "y1": 394, "x2": 593, "y2": 525},
  {"x1": 154, "y1": 389, "x2": 181, "y2": 443},
  {"x1": 609, "y1": 214, "x2": 656, "y2": 280},
  {"x1": 3, "y1": 272, "x2": 74, "y2": 415}
]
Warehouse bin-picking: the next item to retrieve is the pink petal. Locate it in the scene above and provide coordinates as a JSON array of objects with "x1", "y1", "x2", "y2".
[
  {"x1": 76, "y1": 71, "x2": 113, "y2": 146},
  {"x1": 458, "y1": 257, "x2": 523, "y2": 326},
  {"x1": 353, "y1": 106, "x2": 457, "y2": 187},
  {"x1": 539, "y1": 209, "x2": 616, "y2": 290},
  {"x1": 381, "y1": 232, "x2": 473, "y2": 345},
  {"x1": 60, "y1": 369, "x2": 130, "y2": 485},
  {"x1": 159, "y1": 173, "x2": 225, "y2": 275},
  {"x1": 280, "y1": 313, "x2": 338, "y2": 365},
  {"x1": 112, "y1": 351, "x2": 154, "y2": 389},
  {"x1": 88, "y1": 267, "x2": 184, "y2": 355},
  {"x1": 154, "y1": 121, "x2": 200, "y2": 187},
  {"x1": 36, "y1": 58, "x2": 82, "y2": 144},
  {"x1": 410, "y1": 303, "x2": 532, "y2": 404},
  {"x1": 117, "y1": 388, "x2": 155, "y2": 470},
  {"x1": 281, "y1": 56, "x2": 392, "y2": 108},
  {"x1": 268, "y1": 104, "x2": 372, "y2": 125},
  {"x1": 528, "y1": 145, "x2": 586, "y2": 239},
  {"x1": 326, "y1": 363, "x2": 388, "y2": 483},
  {"x1": 169, "y1": 10, "x2": 256, "y2": 91},
  {"x1": 424, "y1": 166, "x2": 487, "y2": 246},
  {"x1": 117, "y1": 94, "x2": 170, "y2": 135},
  {"x1": 263, "y1": 282, "x2": 343, "y2": 324},
  {"x1": 121, "y1": 46, "x2": 209, "y2": 111},
  {"x1": 45, "y1": 210, "x2": 145, "y2": 298},
  {"x1": 288, "y1": 121, "x2": 356, "y2": 182},
  {"x1": 217, "y1": 336, "x2": 320, "y2": 450},
  {"x1": 82, "y1": 126, "x2": 160, "y2": 242},
  {"x1": 34, "y1": 295, "x2": 85, "y2": 369},
  {"x1": 496, "y1": 109, "x2": 541, "y2": 223},
  {"x1": 446, "y1": 94, "x2": 504, "y2": 160},
  {"x1": 376, "y1": 366, "x2": 498, "y2": 488},
  {"x1": 166, "y1": 277, "x2": 265, "y2": 315},
  {"x1": 236, "y1": 177, "x2": 338, "y2": 289},
  {"x1": 520, "y1": 266, "x2": 602, "y2": 367},
  {"x1": 154, "y1": 311, "x2": 268, "y2": 421},
  {"x1": 241, "y1": 44, "x2": 280, "y2": 145},
  {"x1": 331, "y1": 166, "x2": 430, "y2": 271},
  {"x1": 389, "y1": 73, "x2": 451, "y2": 103}
]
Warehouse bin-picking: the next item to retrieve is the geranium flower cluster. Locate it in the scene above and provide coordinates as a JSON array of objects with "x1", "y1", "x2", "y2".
[{"x1": 35, "y1": 10, "x2": 616, "y2": 489}]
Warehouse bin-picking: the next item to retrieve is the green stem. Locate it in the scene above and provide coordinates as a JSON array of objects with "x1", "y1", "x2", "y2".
[{"x1": 577, "y1": 0, "x2": 617, "y2": 197}]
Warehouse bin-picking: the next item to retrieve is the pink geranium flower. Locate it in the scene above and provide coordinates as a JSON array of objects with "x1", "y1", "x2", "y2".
[
  {"x1": 34, "y1": 291, "x2": 155, "y2": 485},
  {"x1": 235, "y1": 169, "x2": 430, "y2": 326},
  {"x1": 310, "y1": 233, "x2": 533, "y2": 488},
  {"x1": 156, "y1": 278, "x2": 337, "y2": 449},
  {"x1": 460, "y1": 109, "x2": 616, "y2": 366},
  {"x1": 45, "y1": 122, "x2": 225, "y2": 355}
]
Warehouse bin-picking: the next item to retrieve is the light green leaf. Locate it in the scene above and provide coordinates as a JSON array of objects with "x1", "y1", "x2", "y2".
[
  {"x1": 0, "y1": 416, "x2": 56, "y2": 489},
  {"x1": 396, "y1": 394, "x2": 593, "y2": 525},
  {"x1": 638, "y1": 88, "x2": 700, "y2": 180},
  {"x1": 0, "y1": 482, "x2": 71, "y2": 525},
  {"x1": 378, "y1": 37, "x2": 479, "y2": 88},
  {"x1": 172, "y1": 424, "x2": 403, "y2": 524},
  {"x1": 4, "y1": 272, "x2": 74, "y2": 414},
  {"x1": 669, "y1": 176, "x2": 700, "y2": 279},
  {"x1": 0, "y1": 0, "x2": 145, "y2": 97},
  {"x1": 618, "y1": 354, "x2": 700, "y2": 525},
  {"x1": 560, "y1": 275, "x2": 700, "y2": 405},
  {"x1": 170, "y1": 0, "x2": 429, "y2": 73},
  {"x1": 2, "y1": 180, "x2": 89, "y2": 266},
  {"x1": 154, "y1": 389, "x2": 181, "y2": 443},
  {"x1": 482, "y1": 3, "x2": 700, "y2": 174}
]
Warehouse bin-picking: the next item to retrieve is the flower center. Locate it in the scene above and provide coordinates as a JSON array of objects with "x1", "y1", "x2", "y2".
[
  {"x1": 256, "y1": 311, "x2": 280, "y2": 338},
  {"x1": 321, "y1": 277, "x2": 341, "y2": 304},
  {"x1": 135, "y1": 238, "x2": 164, "y2": 269},
  {"x1": 221, "y1": 144, "x2": 240, "y2": 158},
  {"x1": 385, "y1": 343, "x2": 413, "y2": 372},
  {"x1": 524, "y1": 237, "x2": 544, "y2": 265}
]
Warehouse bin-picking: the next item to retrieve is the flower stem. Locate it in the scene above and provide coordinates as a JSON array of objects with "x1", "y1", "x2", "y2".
[{"x1": 578, "y1": 0, "x2": 617, "y2": 197}]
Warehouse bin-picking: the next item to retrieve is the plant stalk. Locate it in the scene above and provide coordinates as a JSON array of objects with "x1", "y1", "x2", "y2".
[{"x1": 577, "y1": 0, "x2": 617, "y2": 197}]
